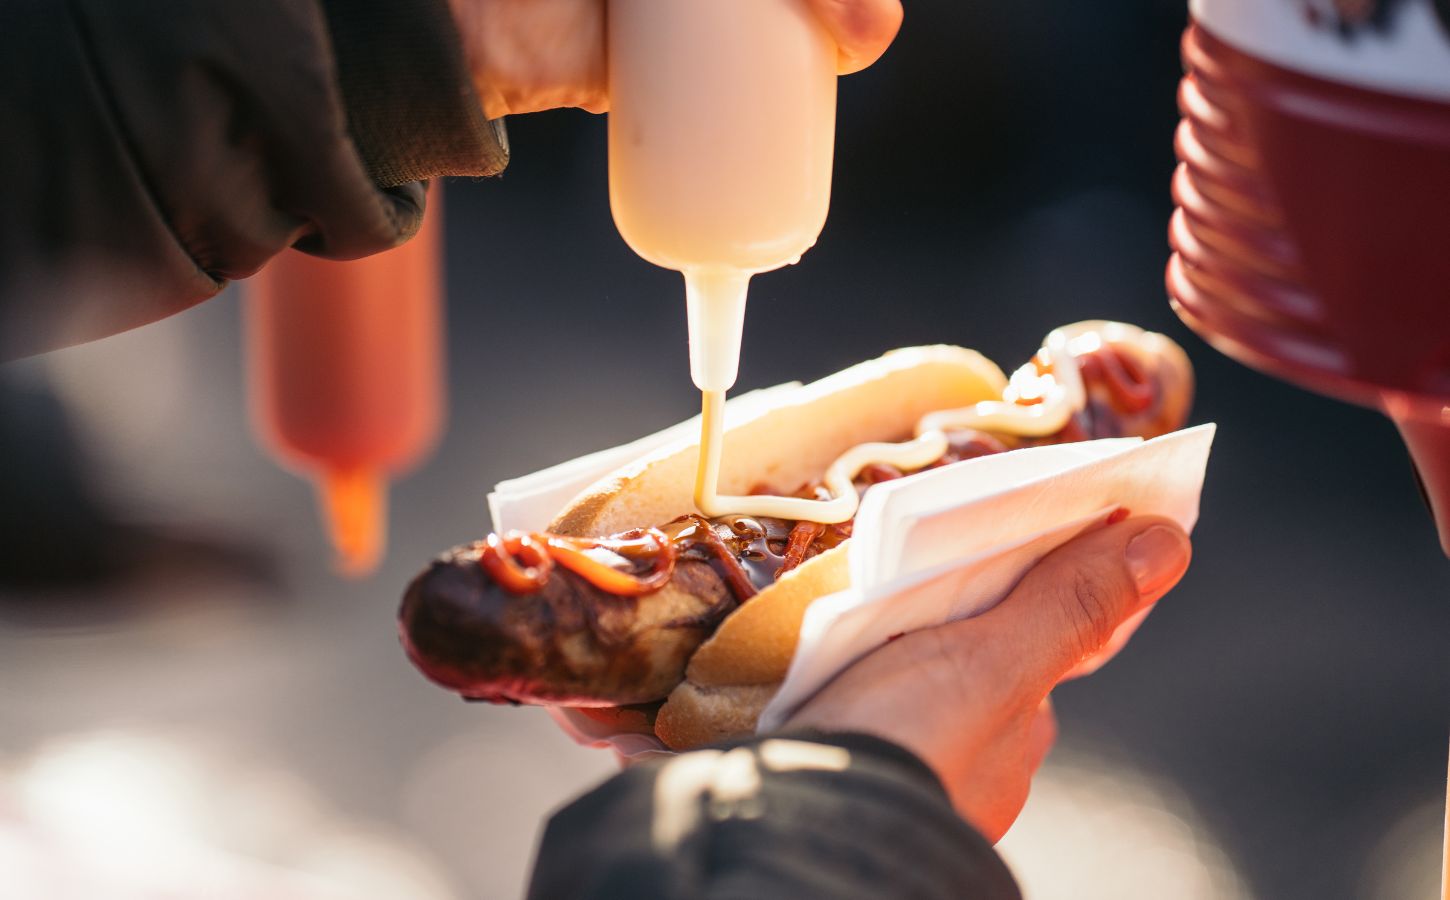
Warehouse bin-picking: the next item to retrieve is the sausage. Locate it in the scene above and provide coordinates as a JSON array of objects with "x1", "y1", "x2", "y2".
[{"x1": 398, "y1": 541, "x2": 739, "y2": 706}]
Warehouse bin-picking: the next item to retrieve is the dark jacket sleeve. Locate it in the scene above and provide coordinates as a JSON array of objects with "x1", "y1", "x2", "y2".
[
  {"x1": 527, "y1": 732, "x2": 1022, "y2": 900},
  {"x1": 1, "y1": 0, "x2": 505, "y2": 358}
]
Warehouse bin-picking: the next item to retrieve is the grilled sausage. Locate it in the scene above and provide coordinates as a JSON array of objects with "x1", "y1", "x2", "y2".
[{"x1": 399, "y1": 541, "x2": 739, "y2": 706}]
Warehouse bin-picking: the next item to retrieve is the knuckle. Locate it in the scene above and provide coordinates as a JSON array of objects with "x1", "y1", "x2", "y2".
[{"x1": 1061, "y1": 568, "x2": 1118, "y2": 661}]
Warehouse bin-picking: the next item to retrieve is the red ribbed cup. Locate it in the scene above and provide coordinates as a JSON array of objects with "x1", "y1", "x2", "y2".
[{"x1": 1169, "y1": 23, "x2": 1450, "y2": 553}]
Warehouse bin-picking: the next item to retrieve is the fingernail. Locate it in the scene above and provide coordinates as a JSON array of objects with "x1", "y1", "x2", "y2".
[{"x1": 1124, "y1": 525, "x2": 1190, "y2": 598}]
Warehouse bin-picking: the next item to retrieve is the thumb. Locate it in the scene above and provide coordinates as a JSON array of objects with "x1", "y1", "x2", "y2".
[
  {"x1": 806, "y1": 0, "x2": 904, "y2": 74},
  {"x1": 971, "y1": 516, "x2": 1192, "y2": 692}
]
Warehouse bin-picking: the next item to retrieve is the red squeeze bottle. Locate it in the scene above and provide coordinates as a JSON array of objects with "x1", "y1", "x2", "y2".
[
  {"x1": 1169, "y1": 0, "x2": 1450, "y2": 555},
  {"x1": 245, "y1": 198, "x2": 445, "y2": 576}
]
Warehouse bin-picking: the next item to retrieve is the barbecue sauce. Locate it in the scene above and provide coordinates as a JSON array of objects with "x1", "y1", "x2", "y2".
[
  {"x1": 479, "y1": 343, "x2": 1159, "y2": 602},
  {"x1": 481, "y1": 428, "x2": 995, "y2": 602},
  {"x1": 1028, "y1": 344, "x2": 1166, "y2": 443}
]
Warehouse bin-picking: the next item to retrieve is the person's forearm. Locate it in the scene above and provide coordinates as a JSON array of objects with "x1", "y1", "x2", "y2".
[
  {"x1": 319, "y1": 0, "x2": 507, "y2": 187},
  {"x1": 527, "y1": 731, "x2": 1021, "y2": 900},
  {"x1": 2, "y1": 0, "x2": 504, "y2": 359}
]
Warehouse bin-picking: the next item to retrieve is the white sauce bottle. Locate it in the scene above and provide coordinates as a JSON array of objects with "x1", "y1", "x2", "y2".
[{"x1": 608, "y1": 0, "x2": 837, "y2": 393}]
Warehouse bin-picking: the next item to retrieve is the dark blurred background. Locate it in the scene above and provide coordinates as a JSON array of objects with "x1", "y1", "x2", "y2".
[{"x1": 2, "y1": 2, "x2": 1447, "y2": 898}]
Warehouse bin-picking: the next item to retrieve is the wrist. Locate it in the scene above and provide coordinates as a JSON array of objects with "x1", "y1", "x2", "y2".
[{"x1": 321, "y1": 0, "x2": 508, "y2": 184}]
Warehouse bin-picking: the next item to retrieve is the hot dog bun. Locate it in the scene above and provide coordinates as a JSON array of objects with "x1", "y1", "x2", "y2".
[
  {"x1": 549, "y1": 346, "x2": 1011, "y2": 749},
  {"x1": 550, "y1": 346, "x2": 1009, "y2": 536}
]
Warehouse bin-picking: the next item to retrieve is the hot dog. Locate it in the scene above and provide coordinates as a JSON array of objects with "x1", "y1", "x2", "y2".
[{"x1": 399, "y1": 321, "x2": 1193, "y2": 748}]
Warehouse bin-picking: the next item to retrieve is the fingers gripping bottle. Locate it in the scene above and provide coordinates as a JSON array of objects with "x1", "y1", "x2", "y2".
[
  {"x1": 246, "y1": 195, "x2": 446, "y2": 576},
  {"x1": 1169, "y1": 0, "x2": 1450, "y2": 555}
]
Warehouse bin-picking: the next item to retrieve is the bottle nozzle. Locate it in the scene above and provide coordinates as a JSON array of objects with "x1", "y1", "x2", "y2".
[
  {"x1": 317, "y1": 467, "x2": 387, "y2": 577},
  {"x1": 685, "y1": 268, "x2": 752, "y2": 393}
]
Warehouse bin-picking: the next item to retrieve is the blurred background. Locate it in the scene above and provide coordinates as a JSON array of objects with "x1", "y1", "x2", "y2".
[{"x1": 3, "y1": 2, "x2": 1448, "y2": 898}]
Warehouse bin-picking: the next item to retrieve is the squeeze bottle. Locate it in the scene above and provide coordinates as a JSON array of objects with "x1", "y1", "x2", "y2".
[
  {"x1": 245, "y1": 197, "x2": 445, "y2": 576},
  {"x1": 608, "y1": 0, "x2": 837, "y2": 393}
]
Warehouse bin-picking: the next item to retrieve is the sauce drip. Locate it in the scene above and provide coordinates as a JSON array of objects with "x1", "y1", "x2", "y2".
[
  {"x1": 1051, "y1": 343, "x2": 1168, "y2": 441},
  {"x1": 480, "y1": 528, "x2": 676, "y2": 597},
  {"x1": 690, "y1": 324, "x2": 1162, "y2": 525},
  {"x1": 480, "y1": 516, "x2": 791, "y2": 602},
  {"x1": 658, "y1": 515, "x2": 761, "y2": 601},
  {"x1": 779, "y1": 521, "x2": 825, "y2": 575},
  {"x1": 480, "y1": 532, "x2": 554, "y2": 595},
  {"x1": 1080, "y1": 346, "x2": 1153, "y2": 414}
]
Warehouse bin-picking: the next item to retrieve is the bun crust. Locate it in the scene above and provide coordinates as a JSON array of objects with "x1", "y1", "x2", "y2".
[
  {"x1": 549, "y1": 346, "x2": 1007, "y2": 537},
  {"x1": 549, "y1": 346, "x2": 1009, "y2": 749},
  {"x1": 653, "y1": 682, "x2": 780, "y2": 751},
  {"x1": 685, "y1": 545, "x2": 848, "y2": 687}
]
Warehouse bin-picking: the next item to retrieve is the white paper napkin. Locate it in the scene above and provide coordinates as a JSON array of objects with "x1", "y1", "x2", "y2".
[
  {"x1": 758, "y1": 424, "x2": 1215, "y2": 730},
  {"x1": 489, "y1": 407, "x2": 1215, "y2": 754}
]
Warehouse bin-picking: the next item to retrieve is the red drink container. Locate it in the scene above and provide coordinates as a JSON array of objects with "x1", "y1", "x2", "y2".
[{"x1": 1169, "y1": 0, "x2": 1450, "y2": 553}]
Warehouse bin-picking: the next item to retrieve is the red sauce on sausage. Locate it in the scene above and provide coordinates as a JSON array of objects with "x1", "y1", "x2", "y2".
[
  {"x1": 778, "y1": 521, "x2": 825, "y2": 576},
  {"x1": 480, "y1": 528, "x2": 675, "y2": 596},
  {"x1": 1027, "y1": 343, "x2": 1165, "y2": 442},
  {"x1": 1079, "y1": 346, "x2": 1154, "y2": 414},
  {"x1": 480, "y1": 533, "x2": 554, "y2": 594},
  {"x1": 659, "y1": 516, "x2": 760, "y2": 601}
]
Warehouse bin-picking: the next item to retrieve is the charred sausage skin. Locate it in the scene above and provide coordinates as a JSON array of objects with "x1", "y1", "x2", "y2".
[{"x1": 399, "y1": 541, "x2": 738, "y2": 706}]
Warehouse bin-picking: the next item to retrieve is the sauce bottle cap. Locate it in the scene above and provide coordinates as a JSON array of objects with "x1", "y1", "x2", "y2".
[{"x1": 318, "y1": 467, "x2": 386, "y2": 576}]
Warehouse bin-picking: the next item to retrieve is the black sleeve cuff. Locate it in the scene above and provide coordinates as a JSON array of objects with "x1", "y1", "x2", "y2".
[
  {"x1": 528, "y1": 729, "x2": 1021, "y2": 900},
  {"x1": 711, "y1": 727, "x2": 951, "y2": 795},
  {"x1": 318, "y1": 0, "x2": 509, "y2": 188}
]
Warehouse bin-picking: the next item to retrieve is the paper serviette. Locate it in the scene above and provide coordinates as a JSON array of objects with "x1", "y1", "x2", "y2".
[
  {"x1": 758, "y1": 423, "x2": 1214, "y2": 730},
  {"x1": 488, "y1": 399, "x2": 1215, "y2": 755}
]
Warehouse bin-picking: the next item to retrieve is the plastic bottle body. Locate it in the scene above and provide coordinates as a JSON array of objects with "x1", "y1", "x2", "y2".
[{"x1": 608, "y1": 0, "x2": 837, "y2": 275}]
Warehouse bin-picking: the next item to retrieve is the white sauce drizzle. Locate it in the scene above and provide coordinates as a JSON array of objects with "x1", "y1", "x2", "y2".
[{"x1": 693, "y1": 323, "x2": 1134, "y2": 524}]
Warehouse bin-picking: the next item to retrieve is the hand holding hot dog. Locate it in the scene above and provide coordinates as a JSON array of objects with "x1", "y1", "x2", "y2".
[
  {"x1": 446, "y1": 0, "x2": 905, "y2": 117},
  {"x1": 786, "y1": 516, "x2": 1193, "y2": 841}
]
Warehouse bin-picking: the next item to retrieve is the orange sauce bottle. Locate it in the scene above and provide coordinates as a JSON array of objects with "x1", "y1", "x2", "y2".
[{"x1": 245, "y1": 195, "x2": 445, "y2": 575}]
